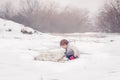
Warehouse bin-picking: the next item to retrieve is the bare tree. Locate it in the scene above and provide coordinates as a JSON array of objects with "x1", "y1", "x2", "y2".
[
  {"x1": 0, "y1": 0, "x2": 92, "y2": 33},
  {"x1": 0, "y1": 1, "x2": 15, "y2": 19},
  {"x1": 96, "y1": 0, "x2": 120, "y2": 32}
]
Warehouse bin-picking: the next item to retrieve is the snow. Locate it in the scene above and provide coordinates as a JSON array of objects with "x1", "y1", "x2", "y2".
[{"x1": 0, "y1": 18, "x2": 120, "y2": 80}]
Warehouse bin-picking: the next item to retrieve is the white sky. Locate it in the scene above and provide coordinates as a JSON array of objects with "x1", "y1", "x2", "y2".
[
  {"x1": 0, "y1": 0, "x2": 106, "y2": 14},
  {"x1": 53, "y1": 0, "x2": 106, "y2": 14}
]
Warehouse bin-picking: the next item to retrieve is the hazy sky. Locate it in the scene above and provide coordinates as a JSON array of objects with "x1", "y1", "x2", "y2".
[
  {"x1": 54, "y1": 0, "x2": 106, "y2": 14},
  {"x1": 0, "y1": 0, "x2": 106, "y2": 14}
]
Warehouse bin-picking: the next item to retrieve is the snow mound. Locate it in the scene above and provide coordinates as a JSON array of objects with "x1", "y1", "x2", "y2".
[
  {"x1": 34, "y1": 52, "x2": 67, "y2": 62},
  {"x1": 0, "y1": 18, "x2": 38, "y2": 34}
]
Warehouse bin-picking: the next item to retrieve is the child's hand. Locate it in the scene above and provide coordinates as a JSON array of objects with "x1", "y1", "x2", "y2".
[
  {"x1": 57, "y1": 59, "x2": 61, "y2": 62},
  {"x1": 57, "y1": 55, "x2": 65, "y2": 62}
]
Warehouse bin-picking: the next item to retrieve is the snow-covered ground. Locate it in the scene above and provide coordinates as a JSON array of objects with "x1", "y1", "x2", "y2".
[{"x1": 0, "y1": 18, "x2": 120, "y2": 80}]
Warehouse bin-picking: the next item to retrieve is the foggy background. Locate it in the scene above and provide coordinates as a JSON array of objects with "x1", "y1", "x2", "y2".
[{"x1": 0, "y1": 0, "x2": 119, "y2": 33}]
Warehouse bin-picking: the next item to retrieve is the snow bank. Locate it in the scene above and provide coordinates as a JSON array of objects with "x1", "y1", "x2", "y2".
[
  {"x1": 0, "y1": 18, "x2": 41, "y2": 36},
  {"x1": 0, "y1": 18, "x2": 64, "y2": 61}
]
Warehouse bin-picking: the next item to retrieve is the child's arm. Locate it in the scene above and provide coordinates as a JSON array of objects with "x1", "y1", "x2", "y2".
[{"x1": 57, "y1": 55, "x2": 66, "y2": 62}]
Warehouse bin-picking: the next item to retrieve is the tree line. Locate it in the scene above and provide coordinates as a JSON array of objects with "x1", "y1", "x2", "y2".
[{"x1": 0, "y1": 0, "x2": 119, "y2": 33}]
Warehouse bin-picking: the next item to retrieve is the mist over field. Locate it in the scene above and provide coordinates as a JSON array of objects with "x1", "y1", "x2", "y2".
[{"x1": 0, "y1": 0, "x2": 119, "y2": 33}]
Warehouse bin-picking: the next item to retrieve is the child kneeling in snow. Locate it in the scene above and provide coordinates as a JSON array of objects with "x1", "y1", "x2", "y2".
[{"x1": 58, "y1": 39, "x2": 80, "y2": 62}]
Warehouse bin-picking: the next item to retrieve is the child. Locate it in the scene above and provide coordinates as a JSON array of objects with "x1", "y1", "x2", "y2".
[{"x1": 57, "y1": 39, "x2": 80, "y2": 61}]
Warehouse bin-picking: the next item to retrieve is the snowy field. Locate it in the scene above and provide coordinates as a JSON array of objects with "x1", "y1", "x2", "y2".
[{"x1": 0, "y1": 18, "x2": 120, "y2": 80}]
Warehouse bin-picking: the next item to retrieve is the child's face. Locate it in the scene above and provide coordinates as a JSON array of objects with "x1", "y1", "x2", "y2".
[{"x1": 61, "y1": 44, "x2": 68, "y2": 49}]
